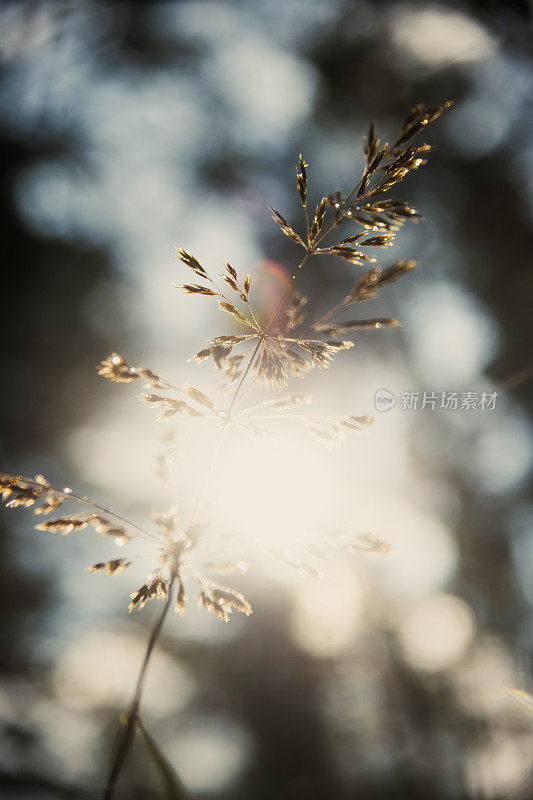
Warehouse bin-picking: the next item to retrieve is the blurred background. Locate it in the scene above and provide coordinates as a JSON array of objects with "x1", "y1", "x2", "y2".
[{"x1": 1, "y1": 0, "x2": 533, "y2": 798}]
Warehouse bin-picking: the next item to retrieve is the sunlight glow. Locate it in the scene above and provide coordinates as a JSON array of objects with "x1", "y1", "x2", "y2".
[
  {"x1": 369, "y1": 502, "x2": 458, "y2": 601},
  {"x1": 54, "y1": 630, "x2": 196, "y2": 714},
  {"x1": 465, "y1": 734, "x2": 533, "y2": 799},
  {"x1": 0, "y1": 679, "x2": 99, "y2": 782},
  {"x1": 209, "y1": 429, "x2": 342, "y2": 549},
  {"x1": 392, "y1": 6, "x2": 495, "y2": 68},
  {"x1": 290, "y1": 565, "x2": 366, "y2": 657},
  {"x1": 404, "y1": 281, "x2": 497, "y2": 386},
  {"x1": 165, "y1": 719, "x2": 251, "y2": 793},
  {"x1": 452, "y1": 637, "x2": 518, "y2": 718},
  {"x1": 396, "y1": 593, "x2": 475, "y2": 673},
  {"x1": 472, "y1": 412, "x2": 533, "y2": 494}
]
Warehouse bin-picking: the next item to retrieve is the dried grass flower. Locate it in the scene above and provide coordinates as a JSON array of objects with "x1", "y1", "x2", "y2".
[
  {"x1": 1, "y1": 101, "x2": 452, "y2": 798},
  {"x1": 2, "y1": 96, "x2": 450, "y2": 644}
]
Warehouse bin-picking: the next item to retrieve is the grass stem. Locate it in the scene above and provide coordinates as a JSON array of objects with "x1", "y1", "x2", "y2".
[{"x1": 102, "y1": 579, "x2": 175, "y2": 800}]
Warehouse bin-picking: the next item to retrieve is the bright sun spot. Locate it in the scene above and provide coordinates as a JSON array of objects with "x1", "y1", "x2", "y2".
[
  {"x1": 290, "y1": 564, "x2": 366, "y2": 658},
  {"x1": 396, "y1": 593, "x2": 475, "y2": 673},
  {"x1": 392, "y1": 6, "x2": 495, "y2": 68},
  {"x1": 54, "y1": 630, "x2": 196, "y2": 714}
]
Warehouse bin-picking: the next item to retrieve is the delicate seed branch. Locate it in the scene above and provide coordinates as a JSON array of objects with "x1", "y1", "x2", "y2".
[{"x1": 0, "y1": 101, "x2": 451, "y2": 800}]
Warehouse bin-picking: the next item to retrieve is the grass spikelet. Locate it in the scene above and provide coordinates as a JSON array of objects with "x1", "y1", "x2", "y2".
[
  {"x1": 0, "y1": 100, "x2": 451, "y2": 797},
  {"x1": 89, "y1": 559, "x2": 132, "y2": 575}
]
